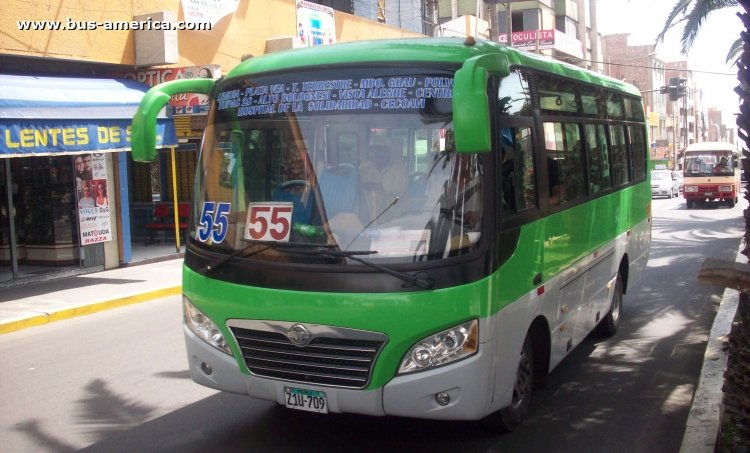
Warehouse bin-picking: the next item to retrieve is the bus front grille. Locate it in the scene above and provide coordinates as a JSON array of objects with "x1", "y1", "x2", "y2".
[{"x1": 228, "y1": 321, "x2": 387, "y2": 389}]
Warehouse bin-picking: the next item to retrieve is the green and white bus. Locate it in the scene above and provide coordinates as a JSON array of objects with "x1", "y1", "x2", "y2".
[{"x1": 132, "y1": 37, "x2": 651, "y2": 430}]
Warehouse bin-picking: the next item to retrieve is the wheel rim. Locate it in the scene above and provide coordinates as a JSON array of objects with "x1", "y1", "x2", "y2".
[
  {"x1": 511, "y1": 347, "x2": 533, "y2": 409},
  {"x1": 610, "y1": 279, "x2": 622, "y2": 325}
]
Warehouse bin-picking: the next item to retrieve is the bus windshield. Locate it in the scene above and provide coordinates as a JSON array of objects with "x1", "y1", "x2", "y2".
[
  {"x1": 684, "y1": 150, "x2": 734, "y2": 176},
  {"x1": 192, "y1": 66, "x2": 482, "y2": 264}
]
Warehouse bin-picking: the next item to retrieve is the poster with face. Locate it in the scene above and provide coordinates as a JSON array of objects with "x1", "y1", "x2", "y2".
[
  {"x1": 74, "y1": 153, "x2": 112, "y2": 245},
  {"x1": 296, "y1": 0, "x2": 336, "y2": 47}
]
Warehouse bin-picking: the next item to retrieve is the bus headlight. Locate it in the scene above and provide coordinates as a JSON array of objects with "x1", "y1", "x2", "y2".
[
  {"x1": 398, "y1": 320, "x2": 478, "y2": 374},
  {"x1": 685, "y1": 186, "x2": 698, "y2": 193},
  {"x1": 183, "y1": 296, "x2": 232, "y2": 355},
  {"x1": 720, "y1": 185, "x2": 732, "y2": 192}
]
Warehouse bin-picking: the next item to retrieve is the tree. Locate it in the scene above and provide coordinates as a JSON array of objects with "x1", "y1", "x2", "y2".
[{"x1": 656, "y1": 0, "x2": 740, "y2": 63}]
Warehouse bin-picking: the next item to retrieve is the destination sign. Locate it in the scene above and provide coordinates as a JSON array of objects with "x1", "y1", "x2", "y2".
[{"x1": 217, "y1": 75, "x2": 453, "y2": 117}]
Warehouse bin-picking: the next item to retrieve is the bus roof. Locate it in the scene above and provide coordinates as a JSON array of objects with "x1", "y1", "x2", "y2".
[
  {"x1": 226, "y1": 37, "x2": 641, "y2": 98},
  {"x1": 684, "y1": 141, "x2": 736, "y2": 152}
]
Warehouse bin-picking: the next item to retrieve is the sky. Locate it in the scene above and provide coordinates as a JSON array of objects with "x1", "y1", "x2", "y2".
[{"x1": 596, "y1": 0, "x2": 743, "y2": 125}]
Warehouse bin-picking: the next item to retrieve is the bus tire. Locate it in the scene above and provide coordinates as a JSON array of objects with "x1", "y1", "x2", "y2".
[
  {"x1": 598, "y1": 273, "x2": 623, "y2": 337},
  {"x1": 686, "y1": 199, "x2": 694, "y2": 209},
  {"x1": 728, "y1": 198, "x2": 736, "y2": 208},
  {"x1": 482, "y1": 333, "x2": 534, "y2": 432}
]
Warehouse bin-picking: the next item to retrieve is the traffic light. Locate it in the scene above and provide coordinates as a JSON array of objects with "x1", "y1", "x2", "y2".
[
  {"x1": 667, "y1": 77, "x2": 687, "y2": 101},
  {"x1": 668, "y1": 84, "x2": 679, "y2": 101}
]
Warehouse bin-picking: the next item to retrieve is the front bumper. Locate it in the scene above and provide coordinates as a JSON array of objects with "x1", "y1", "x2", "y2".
[
  {"x1": 184, "y1": 324, "x2": 495, "y2": 420},
  {"x1": 683, "y1": 191, "x2": 734, "y2": 200},
  {"x1": 651, "y1": 189, "x2": 671, "y2": 197}
]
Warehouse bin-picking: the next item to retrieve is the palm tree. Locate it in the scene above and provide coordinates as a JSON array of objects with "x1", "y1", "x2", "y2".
[{"x1": 656, "y1": 0, "x2": 740, "y2": 63}]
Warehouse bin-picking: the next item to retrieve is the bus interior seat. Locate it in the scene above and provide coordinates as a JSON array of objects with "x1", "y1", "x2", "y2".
[
  {"x1": 272, "y1": 180, "x2": 313, "y2": 224},
  {"x1": 318, "y1": 164, "x2": 359, "y2": 219}
]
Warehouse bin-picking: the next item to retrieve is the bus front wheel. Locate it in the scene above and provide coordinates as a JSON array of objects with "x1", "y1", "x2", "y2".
[{"x1": 483, "y1": 333, "x2": 534, "y2": 432}]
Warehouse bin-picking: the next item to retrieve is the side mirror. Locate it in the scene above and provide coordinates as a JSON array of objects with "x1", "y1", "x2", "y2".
[
  {"x1": 452, "y1": 53, "x2": 510, "y2": 154},
  {"x1": 131, "y1": 78, "x2": 216, "y2": 162}
]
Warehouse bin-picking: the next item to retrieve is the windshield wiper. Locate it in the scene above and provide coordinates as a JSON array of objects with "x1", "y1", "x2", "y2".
[
  {"x1": 200, "y1": 239, "x2": 339, "y2": 274},
  {"x1": 290, "y1": 247, "x2": 435, "y2": 290},
  {"x1": 201, "y1": 241, "x2": 434, "y2": 289},
  {"x1": 200, "y1": 243, "x2": 271, "y2": 275}
]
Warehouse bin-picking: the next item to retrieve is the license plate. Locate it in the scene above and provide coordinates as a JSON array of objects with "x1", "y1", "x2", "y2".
[
  {"x1": 284, "y1": 387, "x2": 328, "y2": 414},
  {"x1": 704, "y1": 192, "x2": 713, "y2": 197}
]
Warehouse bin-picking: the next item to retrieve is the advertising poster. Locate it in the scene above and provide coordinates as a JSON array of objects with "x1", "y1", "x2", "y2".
[
  {"x1": 296, "y1": 0, "x2": 336, "y2": 47},
  {"x1": 74, "y1": 153, "x2": 112, "y2": 245}
]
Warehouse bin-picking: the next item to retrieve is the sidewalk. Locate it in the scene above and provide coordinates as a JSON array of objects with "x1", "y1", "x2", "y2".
[{"x1": 0, "y1": 258, "x2": 183, "y2": 334}]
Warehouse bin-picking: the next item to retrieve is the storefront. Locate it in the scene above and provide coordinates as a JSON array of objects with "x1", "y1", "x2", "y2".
[
  {"x1": 0, "y1": 74, "x2": 176, "y2": 283},
  {"x1": 112, "y1": 65, "x2": 217, "y2": 254}
]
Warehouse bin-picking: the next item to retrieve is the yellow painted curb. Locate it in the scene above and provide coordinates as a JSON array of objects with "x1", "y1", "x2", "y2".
[{"x1": 0, "y1": 286, "x2": 182, "y2": 335}]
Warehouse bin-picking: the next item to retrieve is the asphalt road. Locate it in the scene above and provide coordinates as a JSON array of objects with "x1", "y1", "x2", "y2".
[{"x1": 0, "y1": 193, "x2": 744, "y2": 452}]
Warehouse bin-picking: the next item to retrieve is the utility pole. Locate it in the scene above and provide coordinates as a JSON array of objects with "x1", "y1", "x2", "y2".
[
  {"x1": 488, "y1": 2, "x2": 499, "y2": 42},
  {"x1": 576, "y1": 0, "x2": 586, "y2": 68},
  {"x1": 506, "y1": 2, "x2": 512, "y2": 47},
  {"x1": 589, "y1": 0, "x2": 599, "y2": 72},
  {"x1": 664, "y1": 76, "x2": 688, "y2": 168},
  {"x1": 682, "y1": 91, "x2": 689, "y2": 148},
  {"x1": 673, "y1": 103, "x2": 678, "y2": 169}
]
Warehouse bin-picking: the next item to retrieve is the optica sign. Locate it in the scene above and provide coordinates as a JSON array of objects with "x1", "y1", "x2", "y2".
[{"x1": 111, "y1": 65, "x2": 221, "y2": 114}]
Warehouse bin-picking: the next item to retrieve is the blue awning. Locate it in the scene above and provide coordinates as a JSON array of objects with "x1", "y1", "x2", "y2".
[{"x1": 0, "y1": 74, "x2": 177, "y2": 157}]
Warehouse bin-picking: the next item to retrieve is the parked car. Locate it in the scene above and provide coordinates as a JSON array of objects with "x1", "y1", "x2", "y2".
[
  {"x1": 674, "y1": 170, "x2": 684, "y2": 192},
  {"x1": 651, "y1": 169, "x2": 679, "y2": 198}
]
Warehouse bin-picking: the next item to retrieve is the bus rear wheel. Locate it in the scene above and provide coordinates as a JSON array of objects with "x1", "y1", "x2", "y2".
[
  {"x1": 598, "y1": 273, "x2": 623, "y2": 337},
  {"x1": 482, "y1": 333, "x2": 534, "y2": 432}
]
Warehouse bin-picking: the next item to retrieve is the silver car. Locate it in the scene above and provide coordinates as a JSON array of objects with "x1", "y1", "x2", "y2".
[{"x1": 651, "y1": 170, "x2": 679, "y2": 198}]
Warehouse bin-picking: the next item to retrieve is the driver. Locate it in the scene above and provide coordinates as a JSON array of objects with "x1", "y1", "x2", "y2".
[{"x1": 359, "y1": 142, "x2": 408, "y2": 222}]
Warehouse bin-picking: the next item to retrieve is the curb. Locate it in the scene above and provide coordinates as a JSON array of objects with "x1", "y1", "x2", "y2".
[
  {"x1": 679, "y1": 247, "x2": 744, "y2": 452},
  {"x1": 0, "y1": 286, "x2": 182, "y2": 335}
]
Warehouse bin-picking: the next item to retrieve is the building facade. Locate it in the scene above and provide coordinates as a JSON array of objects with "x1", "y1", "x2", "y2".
[{"x1": 433, "y1": 0, "x2": 596, "y2": 67}]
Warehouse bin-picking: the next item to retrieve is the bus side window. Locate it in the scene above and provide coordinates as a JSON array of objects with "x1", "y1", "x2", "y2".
[
  {"x1": 610, "y1": 125, "x2": 630, "y2": 186},
  {"x1": 544, "y1": 122, "x2": 585, "y2": 206},
  {"x1": 497, "y1": 70, "x2": 532, "y2": 116},
  {"x1": 585, "y1": 124, "x2": 612, "y2": 194},
  {"x1": 500, "y1": 126, "x2": 536, "y2": 213},
  {"x1": 628, "y1": 125, "x2": 648, "y2": 182}
]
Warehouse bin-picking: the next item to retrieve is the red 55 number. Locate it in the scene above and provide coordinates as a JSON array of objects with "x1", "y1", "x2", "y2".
[{"x1": 245, "y1": 202, "x2": 293, "y2": 242}]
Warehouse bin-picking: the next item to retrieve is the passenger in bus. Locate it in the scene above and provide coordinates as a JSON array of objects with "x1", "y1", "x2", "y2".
[
  {"x1": 360, "y1": 142, "x2": 408, "y2": 222},
  {"x1": 274, "y1": 141, "x2": 313, "y2": 225},
  {"x1": 714, "y1": 156, "x2": 729, "y2": 173}
]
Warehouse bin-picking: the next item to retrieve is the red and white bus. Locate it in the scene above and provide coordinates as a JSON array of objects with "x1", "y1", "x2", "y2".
[{"x1": 682, "y1": 142, "x2": 740, "y2": 209}]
